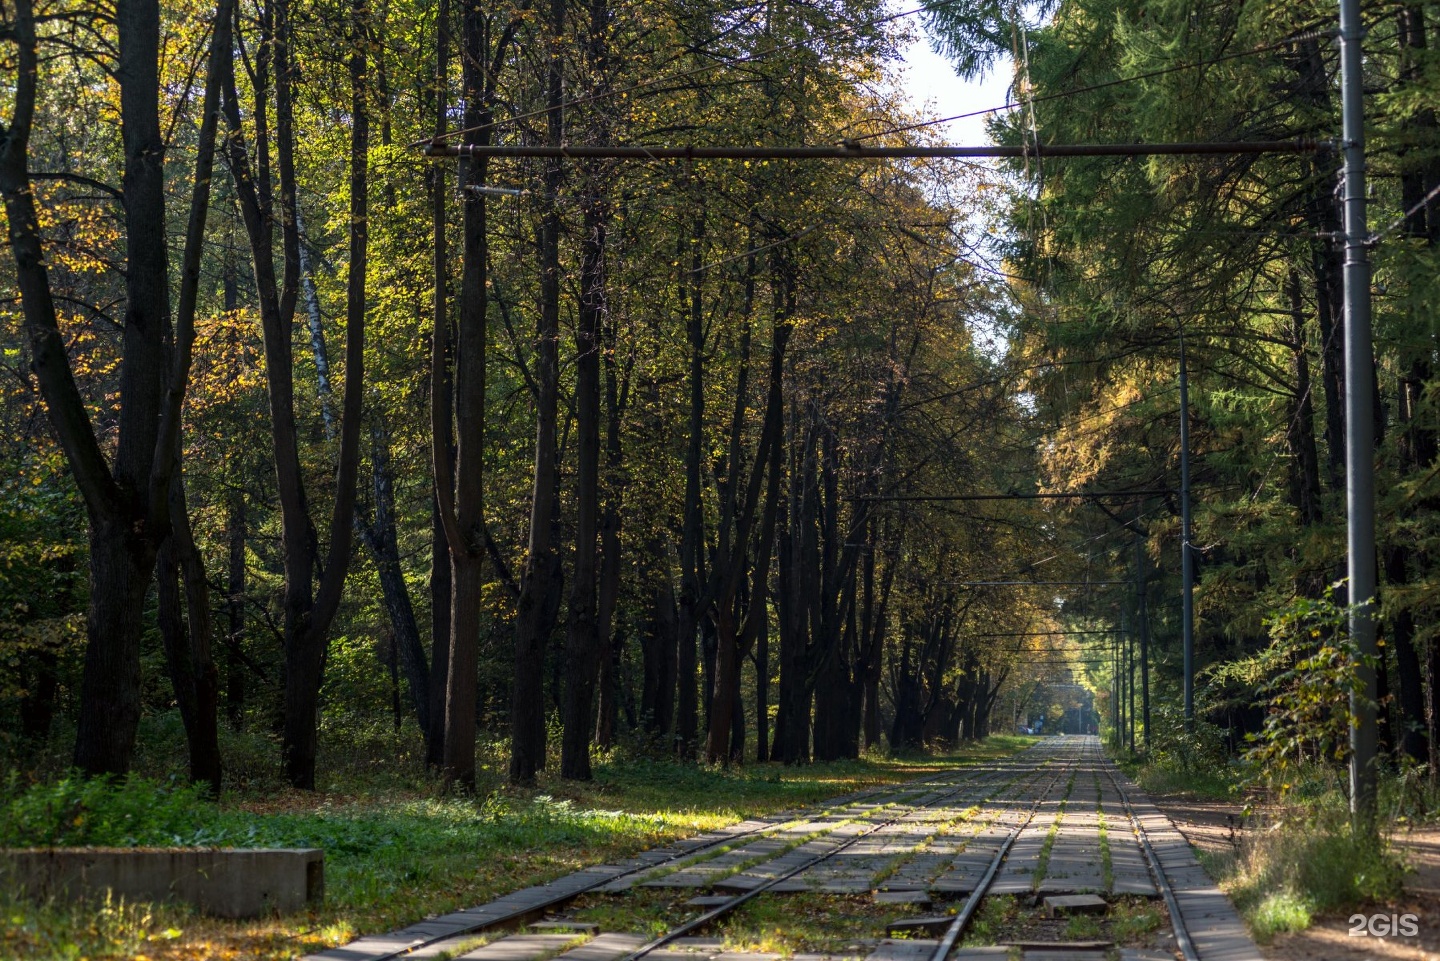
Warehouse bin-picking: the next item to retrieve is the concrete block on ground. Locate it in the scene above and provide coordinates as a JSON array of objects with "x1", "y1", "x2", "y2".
[
  {"x1": 1, "y1": 846, "x2": 323, "y2": 919},
  {"x1": 885, "y1": 916, "x2": 952, "y2": 936},
  {"x1": 685, "y1": 895, "x2": 737, "y2": 907},
  {"x1": 1042, "y1": 894, "x2": 1108, "y2": 917},
  {"x1": 873, "y1": 890, "x2": 931, "y2": 907}
]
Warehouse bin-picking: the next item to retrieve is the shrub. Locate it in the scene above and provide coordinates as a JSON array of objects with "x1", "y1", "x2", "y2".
[
  {"x1": 0, "y1": 774, "x2": 223, "y2": 848},
  {"x1": 1225, "y1": 791, "x2": 1406, "y2": 941}
]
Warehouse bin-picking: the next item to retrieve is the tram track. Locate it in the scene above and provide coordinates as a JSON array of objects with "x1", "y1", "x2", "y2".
[
  {"x1": 338, "y1": 755, "x2": 1037, "y2": 961},
  {"x1": 315, "y1": 739, "x2": 1247, "y2": 961},
  {"x1": 609, "y1": 758, "x2": 1064, "y2": 961}
]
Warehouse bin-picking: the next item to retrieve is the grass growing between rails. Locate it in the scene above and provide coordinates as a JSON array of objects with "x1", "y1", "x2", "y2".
[{"x1": 0, "y1": 734, "x2": 1037, "y2": 960}]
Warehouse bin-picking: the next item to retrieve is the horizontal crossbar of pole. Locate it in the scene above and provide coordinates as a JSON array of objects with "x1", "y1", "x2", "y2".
[
  {"x1": 424, "y1": 141, "x2": 1323, "y2": 160},
  {"x1": 858, "y1": 489, "x2": 1172, "y2": 501}
]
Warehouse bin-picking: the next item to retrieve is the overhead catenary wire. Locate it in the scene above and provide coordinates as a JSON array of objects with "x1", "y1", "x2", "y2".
[
  {"x1": 426, "y1": 141, "x2": 1324, "y2": 161},
  {"x1": 852, "y1": 26, "x2": 1338, "y2": 144}
]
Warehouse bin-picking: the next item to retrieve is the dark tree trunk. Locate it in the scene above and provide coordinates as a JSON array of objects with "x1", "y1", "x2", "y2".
[
  {"x1": 510, "y1": 0, "x2": 567, "y2": 784},
  {"x1": 157, "y1": 468, "x2": 222, "y2": 795},
  {"x1": 775, "y1": 418, "x2": 818, "y2": 764},
  {"x1": 225, "y1": 476, "x2": 247, "y2": 730},
  {"x1": 221, "y1": 0, "x2": 367, "y2": 790},
  {"x1": 426, "y1": 0, "x2": 454, "y2": 773},
  {"x1": 676, "y1": 210, "x2": 706, "y2": 760},
  {"x1": 359, "y1": 414, "x2": 431, "y2": 740},
  {"x1": 1288, "y1": 39, "x2": 1346, "y2": 489},
  {"x1": 642, "y1": 570, "x2": 679, "y2": 735},
  {"x1": 754, "y1": 612, "x2": 770, "y2": 762},
  {"x1": 561, "y1": 185, "x2": 607, "y2": 780},
  {"x1": 429, "y1": 502, "x2": 451, "y2": 767},
  {"x1": 594, "y1": 264, "x2": 628, "y2": 748},
  {"x1": 4, "y1": 0, "x2": 226, "y2": 777},
  {"x1": 1285, "y1": 271, "x2": 1323, "y2": 525}
]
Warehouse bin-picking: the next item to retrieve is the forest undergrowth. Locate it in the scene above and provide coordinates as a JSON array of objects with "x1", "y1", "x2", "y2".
[
  {"x1": 0, "y1": 727, "x2": 1035, "y2": 961},
  {"x1": 1118, "y1": 739, "x2": 1414, "y2": 943}
]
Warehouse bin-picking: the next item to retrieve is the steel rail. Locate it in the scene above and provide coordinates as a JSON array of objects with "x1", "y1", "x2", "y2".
[
  {"x1": 1098, "y1": 753, "x2": 1201, "y2": 961},
  {"x1": 925, "y1": 754, "x2": 1078, "y2": 961},
  {"x1": 612, "y1": 760, "x2": 1044, "y2": 961},
  {"x1": 425, "y1": 141, "x2": 1324, "y2": 161}
]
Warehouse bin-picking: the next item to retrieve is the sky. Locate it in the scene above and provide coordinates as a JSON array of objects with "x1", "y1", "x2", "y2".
[{"x1": 892, "y1": 21, "x2": 1016, "y2": 146}]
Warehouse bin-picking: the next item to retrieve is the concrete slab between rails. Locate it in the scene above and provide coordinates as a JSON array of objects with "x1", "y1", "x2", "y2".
[
  {"x1": 1, "y1": 846, "x2": 322, "y2": 918},
  {"x1": 864, "y1": 938, "x2": 941, "y2": 961},
  {"x1": 456, "y1": 933, "x2": 589, "y2": 960},
  {"x1": 557, "y1": 933, "x2": 651, "y2": 961},
  {"x1": 1042, "y1": 894, "x2": 1107, "y2": 917}
]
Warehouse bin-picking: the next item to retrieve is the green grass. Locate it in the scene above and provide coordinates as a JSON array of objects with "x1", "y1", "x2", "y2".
[
  {"x1": 961, "y1": 894, "x2": 1019, "y2": 947},
  {"x1": 1108, "y1": 899, "x2": 1163, "y2": 941},
  {"x1": 0, "y1": 735, "x2": 1038, "y2": 960},
  {"x1": 1061, "y1": 913, "x2": 1102, "y2": 940},
  {"x1": 1031, "y1": 771, "x2": 1073, "y2": 887}
]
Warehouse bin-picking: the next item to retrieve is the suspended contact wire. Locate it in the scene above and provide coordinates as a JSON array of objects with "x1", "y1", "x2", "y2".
[{"x1": 849, "y1": 26, "x2": 1337, "y2": 144}]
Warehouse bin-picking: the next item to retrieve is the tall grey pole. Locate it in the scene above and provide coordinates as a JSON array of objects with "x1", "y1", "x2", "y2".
[
  {"x1": 1112, "y1": 628, "x2": 1121, "y2": 745},
  {"x1": 1178, "y1": 327, "x2": 1195, "y2": 730},
  {"x1": 1340, "y1": 0, "x2": 1377, "y2": 827},
  {"x1": 1136, "y1": 534, "x2": 1151, "y2": 752}
]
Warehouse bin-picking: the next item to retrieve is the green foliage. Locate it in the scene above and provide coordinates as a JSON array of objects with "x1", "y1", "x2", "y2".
[
  {"x1": 1137, "y1": 701, "x2": 1231, "y2": 782},
  {"x1": 0, "y1": 775, "x2": 222, "y2": 848},
  {"x1": 0, "y1": 457, "x2": 86, "y2": 742},
  {"x1": 1234, "y1": 588, "x2": 1373, "y2": 791}
]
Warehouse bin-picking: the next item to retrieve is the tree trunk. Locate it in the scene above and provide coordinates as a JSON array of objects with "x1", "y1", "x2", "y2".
[
  {"x1": 225, "y1": 471, "x2": 247, "y2": 731},
  {"x1": 359, "y1": 414, "x2": 431, "y2": 740},
  {"x1": 510, "y1": 0, "x2": 567, "y2": 784},
  {"x1": 426, "y1": 0, "x2": 453, "y2": 774},
  {"x1": 221, "y1": 0, "x2": 368, "y2": 789},
  {"x1": 561, "y1": 182, "x2": 607, "y2": 780},
  {"x1": 157, "y1": 465, "x2": 222, "y2": 795},
  {"x1": 4, "y1": 0, "x2": 224, "y2": 777},
  {"x1": 1284, "y1": 270, "x2": 1322, "y2": 525}
]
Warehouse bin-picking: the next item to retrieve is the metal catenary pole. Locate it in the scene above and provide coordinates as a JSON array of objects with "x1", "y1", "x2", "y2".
[
  {"x1": 1339, "y1": 0, "x2": 1378, "y2": 827},
  {"x1": 1127, "y1": 618, "x2": 1136, "y2": 752},
  {"x1": 1135, "y1": 533, "x2": 1151, "y2": 752}
]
